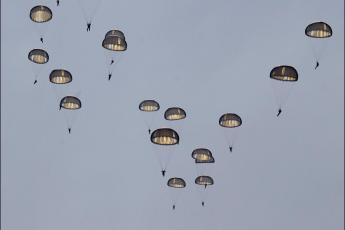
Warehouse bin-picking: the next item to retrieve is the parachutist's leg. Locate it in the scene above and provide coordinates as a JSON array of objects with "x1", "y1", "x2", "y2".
[{"x1": 161, "y1": 170, "x2": 166, "y2": 177}]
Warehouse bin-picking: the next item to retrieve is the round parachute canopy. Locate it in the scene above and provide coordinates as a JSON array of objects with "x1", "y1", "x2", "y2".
[
  {"x1": 270, "y1": 65, "x2": 298, "y2": 82},
  {"x1": 60, "y1": 96, "x2": 82, "y2": 110},
  {"x1": 30, "y1": 5, "x2": 52, "y2": 23},
  {"x1": 192, "y1": 148, "x2": 213, "y2": 161},
  {"x1": 219, "y1": 113, "x2": 242, "y2": 128},
  {"x1": 167, "y1": 177, "x2": 186, "y2": 188},
  {"x1": 105, "y1": 30, "x2": 126, "y2": 40},
  {"x1": 139, "y1": 100, "x2": 160, "y2": 112},
  {"x1": 28, "y1": 49, "x2": 49, "y2": 64},
  {"x1": 195, "y1": 176, "x2": 214, "y2": 186},
  {"x1": 164, "y1": 107, "x2": 186, "y2": 121},
  {"x1": 49, "y1": 69, "x2": 72, "y2": 84},
  {"x1": 305, "y1": 22, "x2": 332, "y2": 38},
  {"x1": 151, "y1": 128, "x2": 179, "y2": 145},
  {"x1": 102, "y1": 36, "x2": 127, "y2": 51}
]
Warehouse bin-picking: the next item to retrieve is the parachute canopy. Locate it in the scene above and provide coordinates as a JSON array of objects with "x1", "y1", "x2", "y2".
[
  {"x1": 49, "y1": 69, "x2": 72, "y2": 84},
  {"x1": 219, "y1": 113, "x2": 242, "y2": 128},
  {"x1": 102, "y1": 29, "x2": 127, "y2": 51},
  {"x1": 28, "y1": 49, "x2": 49, "y2": 64},
  {"x1": 139, "y1": 100, "x2": 160, "y2": 112},
  {"x1": 195, "y1": 176, "x2": 214, "y2": 186},
  {"x1": 195, "y1": 157, "x2": 215, "y2": 164},
  {"x1": 164, "y1": 107, "x2": 186, "y2": 121},
  {"x1": 192, "y1": 148, "x2": 213, "y2": 161},
  {"x1": 305, "y1": 22, "x2": 332, "y2": 38},
  {"x1": 151, "y1": 128, "x2": 179, "y2": 145},
  {"x1": 60, "y1": 96, "x2": 82, "y2": 110},
  {"x1": 167, "y1": 177, "x2": 186, "y2": 188},
  {"x1": 270, "y1": 65, "x2": 298, "y2": 82},
  {"x1": 30, "y1": 5, "x2": 52, "y2": 23}
]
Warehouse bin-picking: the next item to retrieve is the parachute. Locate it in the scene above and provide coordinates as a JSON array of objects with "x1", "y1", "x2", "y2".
[
  {"x1": 164, "y1": 107, "x2": 186, "y2": 121},
  {"x1": 195, "y1": 176, "x2": 214, "y2": 207},
  {"x1": 49, "y1": 69, "x2": 72, "y2": 84},
  {"x1": 30, "y1": 5, "x2": 53, "y2": 43},
  {"x1": 192, "y1": 148, "x2": 215, "y2": 180},
  {"x1": 219, "y1": 113, "x2": 242, "y2": 152},
  {"x1": 269, "y1": 65, "x2": 298, "y2": 116},
  {"x1": 167, "y1": 177, "x2": 186, "y2": 210},
  {"x1": 150, "y1": 128, "x2": 179, "y2": 177},
  {"x1": 59, "y1": 96, "x2": 82, "y2": 134},
  {"x1": 139, "y1": 100, "x2": 160, "y2": 135},
  {"x1": 305, "y1": 22, "x2": 333, "y2": 69},
  {"x1": 102, "y1": 29, "x2": 127, "y2": 80},
  {"x1": 28, "y1": 49, "x2": 49, "y2": 84}
]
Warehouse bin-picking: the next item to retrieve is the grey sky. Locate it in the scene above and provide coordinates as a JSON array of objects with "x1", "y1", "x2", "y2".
[{"x1": 1, "y1": 0, "x2": 344, "y2": 230}]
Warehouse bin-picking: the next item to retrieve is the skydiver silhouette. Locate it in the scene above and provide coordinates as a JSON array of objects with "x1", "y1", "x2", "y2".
[
  {"x1": 40, "y1": 37, "x2": 43, "y2": 43},
  {"x1": 86, "y1": 23, "x2": 91, "y2": 31},
  {"x1": 277, "y1": 108, "x2": 282, "y2": 117},
  {"x1": 56, "y1": 0, "x2": 59, "y2": 6},
  {"x1": 33, "y1": 80, "x2": 38, "y2": 85},
  {"x1": 110, "y1": 59, "x2": 114, "y2": 65},
  {"x1": 108, "y1": 73, "x2": 112, "y2": 81},
  {"x1": 148, "y1": 129, "x2": 151, "y2": 135},
  {"x1": 201, "y1": 201, "x2": 205, "y2": 207},
  {"x1": 172, "y1": 205, "x2": 175, "y2": 210},
  {"x1": 161, "y1": 170, "x2": 166, "y2": 177},
  {"x1": 229, "y1": 146, "x2": 233, "y2": 153},
  {"x1": 68, "y1": 128, "x2": 71, "y2": 134},
  {"x1": 204, "y1": 184, "x2": 207, "y2": 189},
  {"x1": 315, "y1": 61, "x2": 319, "y2": 69}
]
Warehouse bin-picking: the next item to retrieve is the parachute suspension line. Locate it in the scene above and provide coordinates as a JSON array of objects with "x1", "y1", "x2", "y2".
[{"x1": 76, "y1": 0, "x2": 103, "y2": 26}]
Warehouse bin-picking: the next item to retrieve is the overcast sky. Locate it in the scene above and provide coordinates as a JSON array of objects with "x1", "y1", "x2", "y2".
[{"x1": 1, "y1": 0, "x2": 344, "y2": 230}]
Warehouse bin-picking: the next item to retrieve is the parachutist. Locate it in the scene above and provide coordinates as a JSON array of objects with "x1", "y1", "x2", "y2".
[
  {"x1": 40, "y1": 37, "x2": 43, "y2": 43},
  {"x1": 172, "y1": 205, "x2": 175, "y2": 210},
  {"x1": 110, "y1": 59, "x2": 114, "y2": 65},
  {"x1": 148, "y1": 129, "x2": 151, "y2": 135},
  {"x1": 108, "y1": 73, "x2": 112, "y2": 81},
  {"x1": 86, "y1": 23, "x2": 91, "y2": 31},
  {"x1": 68, "y1": 128, "x2": 71, "y2": 134},
  {"x1": 161, "y1": 170, "x2": 166, "y2": 177},
  {"x1": 56, "y1": 0, "x2": 59, "y2": 6},
  {"x1": 277, "y1": 108, "x2": 282, "y2": 117},
  {"x1": 204, "y1": 184, "x2": 207, "y2": 189},
  {"x1": 33, "y1": 80, "x2": 38, "y2": 85},
  {"x1": 202, "y1": 201, "x2": 205, "y2": 207},
  {"x1": 229, "y1": 146, "x2": 233, "y2": 152},
  {"x1": 315, "y1": 61, "x2": 319, "y2": 69}
]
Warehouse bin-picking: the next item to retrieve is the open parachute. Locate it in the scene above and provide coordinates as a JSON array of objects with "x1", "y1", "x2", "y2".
[
  {"x1": 219, "y1": 113, "x2": 242, "y2": 153},
  {"x1": 167, "y1": 177, "x2": 186, "y2": 210}
]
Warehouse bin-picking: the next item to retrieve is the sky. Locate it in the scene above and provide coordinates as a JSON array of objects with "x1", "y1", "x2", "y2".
[{"x1": 1, "y1": 0, "x2": 344, "y2": 230}]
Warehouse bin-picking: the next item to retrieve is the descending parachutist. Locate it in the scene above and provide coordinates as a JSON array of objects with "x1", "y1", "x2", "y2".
[
  {"x1": 56, "y1": 0, "x2": 59, "y2": 6},
  {"x1": 277, "y1": 108, "x2": 282, "y2": 117},
  {"x1": 108, "y1": 73, "x2": 112, "y2": 81},
  {"x1": 86, "y1": 23, "x2": 91, "y2": 31},
  {"x1": 202, "y1": 201, "x2": 205, "y2": 207},
  {"x1": 172, "y1": 205, "x2": 175, "y2": 210},
  {"x1": 315, "y1": 61, "x2": 319, "y2": 69},
  {"x1": 68, "y1": 128, "x2": 71, "y2": 134},
  {"x1": 148, "y1": 129, "x2": 151, "y2": 135},
  {"x1": 33, "y1": 80, "x2": 38, "y2": 85},
  {"x1": 229, "y1": 146, "x2": 233, "y2": 153},
  {"x1": 161, "y1": 170, "x2": 166, "y2": 177},
  {"x1": 110, "y1": 59, "x2": 114, "y2": 65},
  {"x1": 40, "y1": 37, "x2": 43, "y2": 43}
]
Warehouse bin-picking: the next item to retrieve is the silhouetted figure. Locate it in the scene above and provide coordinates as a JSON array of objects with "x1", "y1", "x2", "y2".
[
  {"x1": 108, "y1": 73, "x2": 112, "y2": 81},
  {"x1": 277, "y1": 108, "x2": 282, "y2": 117},
  {"x1": 40, "y1": 37, "x2": 43, "y2": 43},
  {"x1": 229, "y1": 146, "x2": 233, "y2": 153},
  {"x1": 86, "y1": 23, "x2": 91, "y2": 31},
  {"x1": 68, "y1": 128, "x2": 71, "y2": 134},
  {"x1": 201, "y1": 201, "x2": 205, "y2": 207},
  {"x1": 161, "y1": 170, "x2": 166, "y2": 177},
  {"x1": 110, "y1": 59, "x2": 114, "y2": 65},
  {"x1": 315, "y1": 61, "x2": 319, "y2": 69},
  {"x1": 172, "y1": 205, "x2": 175, "y2": 210},
  {"x1": 56, "y1": 0, "x2": 59, "y2": 6},
  {"x1": 148, "y1": 129, "x2": 151, "y2": 135},
  {"x1": 204, "y1": 184, "x2": 207, "y2": 189},
  {"x1": 33, "y1": 80, "x2": 38, "y2": 85}
]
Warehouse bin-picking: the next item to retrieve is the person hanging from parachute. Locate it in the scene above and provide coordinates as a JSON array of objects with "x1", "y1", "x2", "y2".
[
  {"x1": 305, "y1": 22, "x2": 333, "y2": 70},
  {"x1": 161, "y1": 170, "x2": 166, "y2": 177},
  {"x1": 108, "y1": 72, "x2": 112, "y2": 81},
  {"x1": 28, "y1": 48, "x2": 49, "y2": 86},
  {"x1": 139, "y1": 100, "x2": 160, "y2": 135},
  {"x1": 167, "y1": 177, "x2": 186, "y2": 210},
  {"x1": 56, "y1": 0, "x2": 60, "y2": 6},
  {"x1": 40, "y1": 37, "x2": 44, "y2": 43},
  {"x1": 195, "y1": 176, "x2": 214, "y2": 207},
  {"x1": 110, "y1": 59, "x2": 114, "y2": 65},
  {"x1": 277, "y1": 108, "x2": 282, "y2": 117},
  {"x1": 33, "y1": 80, "x2": 38, "y2": 85},
  {"x1": 219, "y1": 113, "x2": 242, "y2": 153},
  {"x1": 30, "y1": 6, "x2": 52, "y2": 44},
  {"x1": 86, "y1": 22, "x2": 91, "y2": 31},
  {"x1": 59, "y1": 96, "x2": 82, "y2": 134}
]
